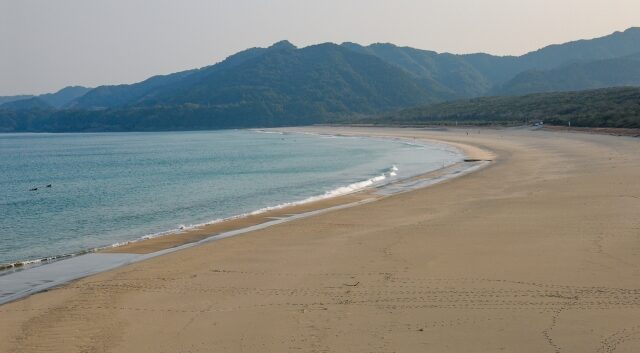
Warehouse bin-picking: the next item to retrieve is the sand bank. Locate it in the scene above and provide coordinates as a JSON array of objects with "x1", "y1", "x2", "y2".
[{"x1": 1, "y1": 126, "x2": 639, "y2": 353}]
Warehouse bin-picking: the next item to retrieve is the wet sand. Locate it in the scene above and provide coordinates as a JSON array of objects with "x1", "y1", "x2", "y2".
[
  {"x1": 1, "y1": 126, "x2": 639, "y2": 353},
  {"x1": 102, "y1": 193, "x2": 372, "y2": 254}
]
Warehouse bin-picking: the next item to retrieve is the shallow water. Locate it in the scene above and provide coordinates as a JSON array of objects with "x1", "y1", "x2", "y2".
[{"x1": 0, "y1": 129, "x2": 460, "y2": 265}]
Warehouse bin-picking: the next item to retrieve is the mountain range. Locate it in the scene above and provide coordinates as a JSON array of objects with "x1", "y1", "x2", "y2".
[{"x1": 1, "y1": 28, "x2": 639, "y2": 131}]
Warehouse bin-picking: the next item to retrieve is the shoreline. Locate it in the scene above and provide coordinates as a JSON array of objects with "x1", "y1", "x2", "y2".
[
  {"x1": 2, "y1": 126, "x2": 639, "y2": 352},
  {"x1": 0, "y1": 132, "x2": 489, "y2": 305},
  {"x1": 0, "y1": 131, "x2": 464, "y2": 270},
  {"x1": 102, "y1": 132, "x2": 475, "y2": 254}
]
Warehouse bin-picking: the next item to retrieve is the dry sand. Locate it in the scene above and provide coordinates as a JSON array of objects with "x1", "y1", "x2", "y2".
[{"x1": 1, "y1": 126, "x2": 639, "y2": 353}]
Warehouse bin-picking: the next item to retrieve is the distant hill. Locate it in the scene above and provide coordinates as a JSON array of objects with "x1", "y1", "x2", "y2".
[
  {"x1": 69, "y1": 43, "x2": 292, "y2": 110},
  {"x1": 1, "y1": 28, "x2": 640, "y2": 132},
  {"x1": 62, "y1": 27, "x2": 640, "y2": 110},
  {"x1": 497, "y1": 53, "x2": 640, "y2": 95},
  {"x1": 348, "y1": 87, "x2": 640, "y2": 128},
  {"x1": 68, "y1": 42, "x2": 290, "y2": 109},
  {"x1": 152, "y1": 42, "x2": 442, "y2": 113},
  {"x1": 40, "y1": 86, "x2": 91, "y2": 108},
  {"x1": 343, "y1": 28, "x2": 640, "y2": 98},
  {"x1": 0, "y1": 86, "x2": 90, "y2": 109},
  {"x1": 341, "y1": 42, "x2": 495, "y2": 98},
  {"x1": 69, "y1": 41, "x2": 441, "y2": 113},
  {"x1": 0, "y1": 97, "x2": 52, "y2": 110},
  {"x1": 68, "y1": 70, "x2": 200, "y2": 109},
  {"x1": 0, "y1": 43, "x2": 441, "y2": 132},
  {"x1": 518, "y1": 27, "x2": 640, "y2": 70},
  {"x1": 0, "y1": 95, "x2": 34, "y2": 106}
]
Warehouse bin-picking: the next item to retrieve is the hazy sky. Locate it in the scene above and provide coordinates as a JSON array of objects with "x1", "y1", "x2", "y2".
[{"x1": 1, "y1": 0, "x2": 639, "y2": 95}]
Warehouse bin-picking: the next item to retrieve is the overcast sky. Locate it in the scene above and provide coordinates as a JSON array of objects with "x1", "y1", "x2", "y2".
[{"x1": 1, "y1": 0, "x2": 639, "y2": 95}]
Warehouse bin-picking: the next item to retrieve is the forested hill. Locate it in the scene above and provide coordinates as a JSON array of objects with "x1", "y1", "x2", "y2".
[
  {"x1": 0, "y1": 86, "x2": 90, "y2": 110},
  {"x1": 0, "y1": 43, "x2": 442, "y2": 132},
  {"x1": 496, "y1": 53, "x2": 640, "y2": 95},
  {"x1": 343, "y1": 87, "x2": 640, "y2": 128},
  {"x1": 342, "y1": 27, "x2": 640, "y2": 98}
]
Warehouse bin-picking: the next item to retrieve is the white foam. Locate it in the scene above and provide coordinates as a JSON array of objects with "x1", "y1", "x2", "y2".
[{"x1": 105, "y1": 165, "x2": 399, "y2": 247}]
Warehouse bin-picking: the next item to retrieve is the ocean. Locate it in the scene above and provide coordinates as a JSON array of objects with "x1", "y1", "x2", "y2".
[{"x1": 0, "y1": 129, "x2": 461, "y2": 266}]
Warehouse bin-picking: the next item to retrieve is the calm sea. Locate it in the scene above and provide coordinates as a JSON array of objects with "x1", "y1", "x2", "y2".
[{"x1": 0, "y1": 130, "x2": 460, "y2": 265}]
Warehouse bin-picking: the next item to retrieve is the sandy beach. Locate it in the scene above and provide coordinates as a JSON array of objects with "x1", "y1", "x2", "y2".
[{"x1": 1, "y1": 126, "x2": 639, "y2": 353}]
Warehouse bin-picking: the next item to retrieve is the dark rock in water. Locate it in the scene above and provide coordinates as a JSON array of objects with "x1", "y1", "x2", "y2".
[{"x1": 46, "y1": 184, "x2": 52, "y2": 188}]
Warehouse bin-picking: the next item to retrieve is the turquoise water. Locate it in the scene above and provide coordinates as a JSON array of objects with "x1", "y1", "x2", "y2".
[{"x1": 0, "y1": 130, "x2": 460, "y2": 265}]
